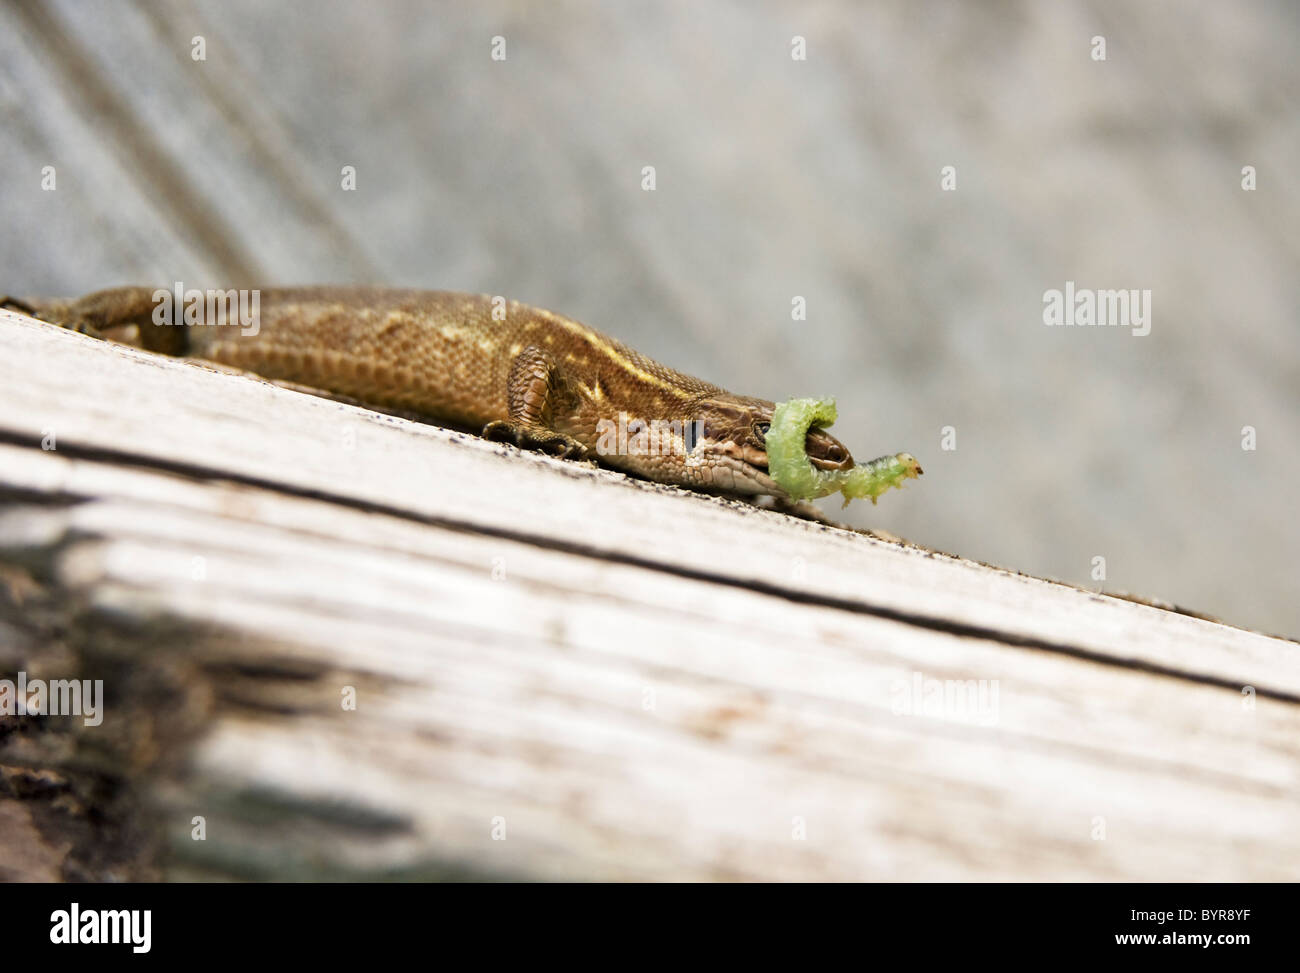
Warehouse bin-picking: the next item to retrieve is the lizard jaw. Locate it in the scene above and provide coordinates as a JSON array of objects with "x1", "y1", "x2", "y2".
[{"x1": 686, "y1": 444, "x2": 790, "y2": 498}]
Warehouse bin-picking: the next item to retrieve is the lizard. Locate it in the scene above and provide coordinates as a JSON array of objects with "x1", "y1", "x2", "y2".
[{"x1": 2, "y1": 286, "x2": 863, "y2": 508}]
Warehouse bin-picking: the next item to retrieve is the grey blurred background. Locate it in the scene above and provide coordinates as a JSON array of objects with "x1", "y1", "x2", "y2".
[{"x1": 2, "y1": 0, "x2": 1296, "y2": 636}]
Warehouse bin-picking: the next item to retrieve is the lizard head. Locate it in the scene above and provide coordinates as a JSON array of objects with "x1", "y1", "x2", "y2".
[{"x1": 686, "y1": 395, "x2": 854, "y2": 497}]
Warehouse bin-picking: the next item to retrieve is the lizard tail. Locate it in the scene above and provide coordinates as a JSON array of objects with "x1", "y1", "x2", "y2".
[{"x1": 2, "y1": 287, "x2": 188, "y2": 356}]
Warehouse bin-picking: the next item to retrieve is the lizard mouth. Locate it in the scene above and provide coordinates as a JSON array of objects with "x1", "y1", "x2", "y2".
[
  {"x1": 685, "y1": 409, "x2": 854, "y2": 499},
  {"x1": 703, "y1": 452, "x2": 787, "y2": 496},
  {"x1": 690, "y1": 442, "x2": 788, "y2": 497}
]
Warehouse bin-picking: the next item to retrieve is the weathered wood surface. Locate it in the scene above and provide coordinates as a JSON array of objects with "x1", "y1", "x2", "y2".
[{"x1": 1, "y1": 310, "x2": 1297, "y2": 881}]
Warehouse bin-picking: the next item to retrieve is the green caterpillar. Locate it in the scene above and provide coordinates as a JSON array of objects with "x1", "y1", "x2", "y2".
[{"x1": 767, "y1": 398, "x2": 922, "y2": 507}]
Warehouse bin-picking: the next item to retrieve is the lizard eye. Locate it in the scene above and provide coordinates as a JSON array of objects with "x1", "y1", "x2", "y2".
[{"x1": 753, "y1": 421, "x2": 770, "y2": 441}]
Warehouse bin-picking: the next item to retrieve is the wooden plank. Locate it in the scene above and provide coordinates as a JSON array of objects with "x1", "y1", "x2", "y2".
[
  {"x1": 1, "y1": 311, "x2": 1294, "y2": 697},
  {"x1": 2, "y1": 446, "x2": 1297, "y2": 880},
  {"x1": 0, "y1": 310, "x2": 1297, "y2": 880}
]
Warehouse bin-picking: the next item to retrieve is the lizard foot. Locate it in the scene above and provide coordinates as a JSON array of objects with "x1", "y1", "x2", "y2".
[{"x1": 482, "y1": 420, "x2": 590, "y2": 461}]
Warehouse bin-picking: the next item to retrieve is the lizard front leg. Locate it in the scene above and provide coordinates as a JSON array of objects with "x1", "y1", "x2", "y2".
[{"x1": 482, "y1": 345, "x2": 591, "y2": 460}]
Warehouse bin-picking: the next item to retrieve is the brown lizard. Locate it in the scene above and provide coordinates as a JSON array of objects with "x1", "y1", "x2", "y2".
[{"x1": 3, "y1": 286, "x2": 859, "y2": 506}]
